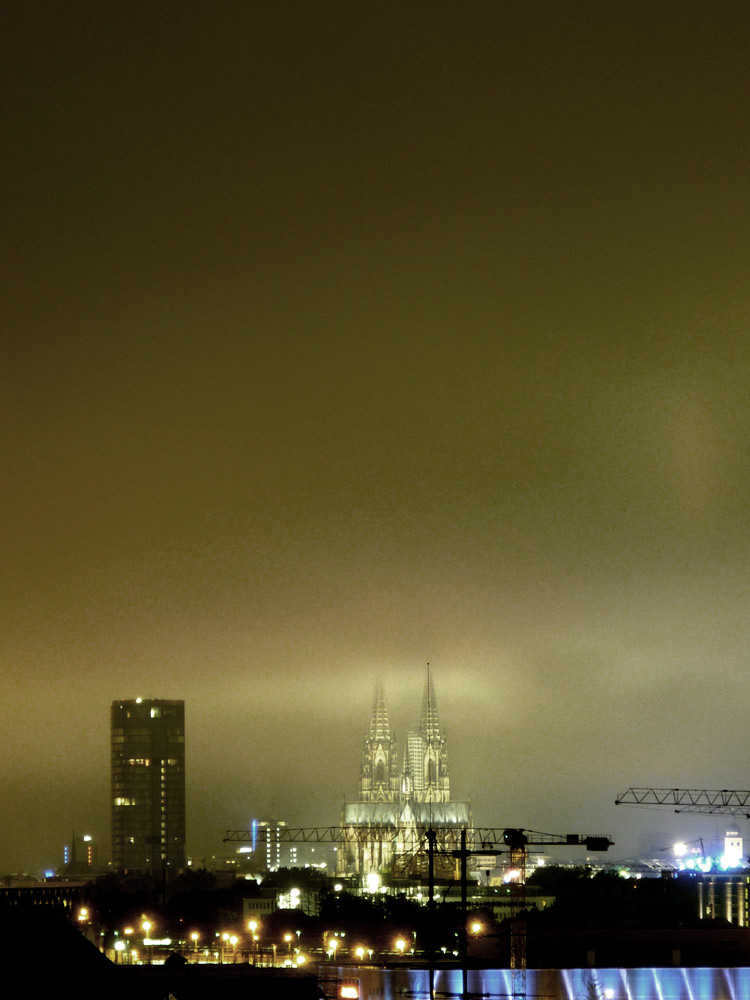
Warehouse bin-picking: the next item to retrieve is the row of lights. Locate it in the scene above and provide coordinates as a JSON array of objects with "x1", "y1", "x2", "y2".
[{"x1": 84, "y1": 908, "x2": 488, "y2": 967}]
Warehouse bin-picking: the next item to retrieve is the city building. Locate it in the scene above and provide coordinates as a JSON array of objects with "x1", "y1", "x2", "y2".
[
  {"x1": 233, "y1": 819, "x2": 334, "y2": 873},
  {"x1": 338, "y1": 670, "x2": 472, "y2": 879},
  {"x1": 110, "y1": 698, "x2": 186, "y2": 874}
]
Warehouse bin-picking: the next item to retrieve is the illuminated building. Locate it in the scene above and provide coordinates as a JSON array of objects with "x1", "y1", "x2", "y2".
[
  {"x1": 338, "y1": 670, "x2": 472, "y2": 878},
  {"x1": 62, "y1": 833, "x2": 99, "y2": 876},
  {"x1": 110, "y1": 698, "x2": 186, "y2": 874},
  {"x1": 257, "y1": 819, "x2": 287, "y2": 870}
]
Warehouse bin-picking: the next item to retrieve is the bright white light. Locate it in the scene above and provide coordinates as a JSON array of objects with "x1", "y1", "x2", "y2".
[
  {"x1": 366, "y1": 872, "x2": 380, "y2": 893},
  {"x1": 723, "y1": 832, "x2": 743, "y2": 868},
  {"x1": 673, "y1": 842, "x2": 687, "y2": 857}
]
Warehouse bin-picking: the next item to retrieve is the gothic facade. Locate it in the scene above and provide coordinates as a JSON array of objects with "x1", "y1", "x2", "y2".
[{"x1": 338, "y1": 672, "x2": 472, "y2": 879}]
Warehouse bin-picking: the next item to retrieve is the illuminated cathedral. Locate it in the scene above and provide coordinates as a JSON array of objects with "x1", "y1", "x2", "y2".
[{"x1": 337, "y1": 670, "x2": 473, "y2": 879}]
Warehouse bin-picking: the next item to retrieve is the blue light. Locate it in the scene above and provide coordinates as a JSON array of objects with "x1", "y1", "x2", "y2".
[{"x1": 340, "y1": 966, "x2": 750, "y2": 999}]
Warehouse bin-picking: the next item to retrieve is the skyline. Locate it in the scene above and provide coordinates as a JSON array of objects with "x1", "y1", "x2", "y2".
[
  {"x1": 7, "y1": 673, "x2": 745, "y2": 875},
  {"x1": 5, "y1": 1, "x2": 750, "y2": 873}
]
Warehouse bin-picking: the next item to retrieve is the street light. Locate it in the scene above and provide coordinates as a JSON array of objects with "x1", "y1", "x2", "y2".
[
  {"x1": 142, "y1": 918, "x2": 153, "y2": 964},
  {"x1": 247, "y1": 920, "x2": 259, "y2": 964}
]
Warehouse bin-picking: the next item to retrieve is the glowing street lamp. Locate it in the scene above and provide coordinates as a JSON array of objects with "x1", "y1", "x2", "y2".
[
  {"x1": 394, "y1": 937, "x2": 406, "y2": 955},
  {"x1": 141, "y1": 918, "x2": 154, "y2": 963},
  {"x1": 247, "y1": 919, "x2": 259, "y2": 964}
]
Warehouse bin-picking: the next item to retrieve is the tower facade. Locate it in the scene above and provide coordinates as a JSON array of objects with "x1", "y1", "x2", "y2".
[
  {"x1": 111, "y1": 698, "x2": 186, "y2": 874},
  {"x1": 402, "y1": 671, "x2": 450, "y2": 802},
  {"x1": 359, "y1": 682, "x2": 400, "y2": 801}
]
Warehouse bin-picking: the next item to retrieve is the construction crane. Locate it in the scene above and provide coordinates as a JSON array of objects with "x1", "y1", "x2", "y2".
[
  {"x1": 225, "y1": 825, "x2": 612, "y2": 1000},
  {"x1": 473, "y1": 830, "x2": 612, "y2": 1000},
  {"x1": 615, "y1": 787, "x2": 750, "y2": 816}
]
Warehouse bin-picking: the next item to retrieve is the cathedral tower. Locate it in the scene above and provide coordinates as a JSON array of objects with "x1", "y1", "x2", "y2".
[
  {"x1": 359, "y1": 682, "x2": 400, "y2": 801},
  {"x1": 403, "y1": 667, "x2": 450, "y2": 802}
]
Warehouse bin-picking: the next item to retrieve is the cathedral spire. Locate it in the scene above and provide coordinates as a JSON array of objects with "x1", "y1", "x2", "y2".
[
  {"x1": 368, "y1": 681, "x2": 391, "y2": 741},
  {"x1": 420, "y1": 663, "x2": 443, "y2": 742}
]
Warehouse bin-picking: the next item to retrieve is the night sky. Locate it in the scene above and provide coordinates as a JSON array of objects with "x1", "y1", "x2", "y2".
[{"x1": 4, "y1": 1, "x2": 750, "y2": 874}]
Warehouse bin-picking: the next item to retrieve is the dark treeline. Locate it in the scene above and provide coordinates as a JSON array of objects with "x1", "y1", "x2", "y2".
[{"x1": 81, "y1": 864, "x2": 718, "y2": 953}]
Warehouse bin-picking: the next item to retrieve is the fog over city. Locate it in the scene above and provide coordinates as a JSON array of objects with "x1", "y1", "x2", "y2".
[{"x1": 4, "y1": 1, "x2": 750, "y2": 874}]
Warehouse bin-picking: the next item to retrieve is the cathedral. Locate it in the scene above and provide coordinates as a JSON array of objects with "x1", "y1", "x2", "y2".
[{"x1": 337, "y1": 671, "x2": 473, "y2": 879}]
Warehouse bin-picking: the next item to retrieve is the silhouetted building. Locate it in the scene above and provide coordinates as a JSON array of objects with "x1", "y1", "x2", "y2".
[
  {"x1": 110, "y1": 698, "x2": 186, "y2": 874},
  {"x1": 338, "y1": 670, "x2": 472, "y2": 878}
]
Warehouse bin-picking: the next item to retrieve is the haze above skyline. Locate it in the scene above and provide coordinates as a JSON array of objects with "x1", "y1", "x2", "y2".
[{"x1": 4, "y1": 1, "x2": 750, "y2": 873}]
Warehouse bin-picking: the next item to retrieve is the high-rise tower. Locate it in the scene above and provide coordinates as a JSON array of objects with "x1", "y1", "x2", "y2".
[{"x1": 110, "y1": 698, "x2": 186, "y2": 874}]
